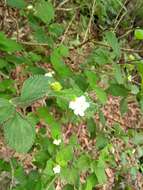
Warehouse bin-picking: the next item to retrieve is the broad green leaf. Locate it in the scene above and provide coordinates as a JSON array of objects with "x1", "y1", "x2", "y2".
[
  {"x1": 88, "y1": 48, "x2": 111, "y2": 65},
  {"x1": 17, "y1": 75, "x2": 52, "y2": 106},
  {"x1": 7, "y1": 0, "x2": 26, "y2": 9},
  {"x1": 61, "y1": 167, "x2": 79, "y2": 184},
  {"x1": 77, "y1": 154, "x2": 91, "y2": 172},
  {"x1": 56, "y1": 146, "x2": 73, "y2": 167},
  {"x1": 37, "y1": 107, "x2": 61, "y2": 139},
  {"x1": 85, "y1": 71, "x2": 98, "y2": 89},
  {"x1": 95, "y1": 87, "x2": 107, "y2": 104},
  {"x1": 104, "y1": 31, "x2": 121, "y2": 58},
  {"x1": 96, "y1": 133, "x2": 108, "y2": 150},
  {"x1": 135, "y1": 29, "x2": 143, "y2": 40},
  {"x1": 4, "y1": 113, "x2": 35, "y2": 153},
  {"x1": 51, "y1": 46, "x2": 72, "y2": 77},
  {"x1": 35, "y1": 0, "x2": 54, "y2": 24},
  {"x1": 114, "y1": 64, "x2": 124, "y2": 84},
  {"x1": 94, "y1": 166, "x2": 107, "y2": 184},
  {"x1": 0, "y1": 98, "x2": 15, "y2": 124},
  {"x1": 107, "y1": 84, "x2": 129, "y2": 97},
  {"x1": 0, "y1": 32, "x2": 22, "y2": 52},
  {"x1": 85, "y1": 174, "x2": 98, "y2": 190},
  {"x1": 87, "y1": 118, "x2": 96, "y2": 138}
]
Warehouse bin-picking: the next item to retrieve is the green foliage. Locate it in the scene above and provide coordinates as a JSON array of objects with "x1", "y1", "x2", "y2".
[
  {"x1": 4, "y1": 113, "x2": 35, "y2": 153},
  {"x1": 134, "y1": 29, "x2": 143, "y2": 40},
  {"x1": 35, "y1": 0, "x2": 55, "y2": 24},
  {"x1": 0, "y1": 0, "x2": 143, "y2": 189}
]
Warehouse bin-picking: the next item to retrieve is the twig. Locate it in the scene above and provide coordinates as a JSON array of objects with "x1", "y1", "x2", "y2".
[
  {"x1": 56, "y1": 0, "x2": 70, "y2": 9},
  {"x1": 114, "y1": 11, "x2": 127, "y2": 32},
  {"x1": 70, "y1": 38, "x2": 143, "y2": 53},
  {"x1": 60, "y1": 13, "x2": 76, "y2": 44},
  {"x1": 114, "y1": 0, "x2": 128, "y2": 31},
  {"x1": 83, "y1": 0, "x2": 96, "y2": 42}
]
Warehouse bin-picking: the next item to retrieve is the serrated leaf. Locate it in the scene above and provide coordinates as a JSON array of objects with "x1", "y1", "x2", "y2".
[
  {"x1": 0, "y1": 98, "x2": 15, "y2": 124},
  {"x1": 35, "y1": 0, "x2": 54, "y2": 24},
  {"x1": 0, "y1": 32, "x2": 22, "y2": 52},
  {"x1": 18, "y1": 75, "x2": 52, "y2": 106},
  {"x1": 4, "y1": 113, "x2": 35, "y2": 153}
]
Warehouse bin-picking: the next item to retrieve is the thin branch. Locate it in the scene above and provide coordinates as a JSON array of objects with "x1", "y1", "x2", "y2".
[
  {"x1": 56, "y1": 0, "x2": 70, "y2": 9},
  {"x1": 60, "y1": 13, "x2": 76, "y2": 44},
  {"x1": 83, "y1": 0, "x2": 96, "y2": 42}
]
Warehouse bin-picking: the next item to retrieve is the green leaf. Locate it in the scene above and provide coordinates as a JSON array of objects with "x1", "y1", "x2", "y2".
[
  {"x1": 135, "y1": 29, "x2": 143, "y2": 40},
  {"x1": 77, "y1": 154, "x2": 91, "y2": 172},
  {"x1": 107, "y1": 84, "x2": 129, "y2": 97},
  {"x1": 61, "y1": 167, "x2": 79, "y2": 184},
  {"x1": 114, "y1": 64, "x2": 124, "y2": 84},
  {"x1": 95, "y1": 87, "x2": 107, "y2": 104},
  {"x1": 4, "y1": 113, "x2": 35, "y2": 153},
  {"x1": 56, "y1": 146, "x2": 73, "y2": 167},
  {"x1": 35, "y1": 0, "x2": 54, "y2": 24},
  {"x1": 85, "y1": 71, "x2": 98, "y2": 89},
  {"x1": 63, "y1": 185, "x2": 74, "y2": 190},
  {"x1": 96, "y1": 134, "x2": 108, "y2": 150},
  {"x1": 0, "y1": 32, "x2": 22, "y2": 52},
  {"x1": 37, "y1": 107, "x2": 61, "y2": 139},
  {"x1": 0, "y1": 98, "x2": 15, "y2": 124},
  {"x1": 51, "y1": 46, "x2": 72, "y2": 77},
  {"x1": 7, "y1": 0, "x2": 26, "y2": 9},
  {"x1": 87, "y1": 118, "x2": 96, "y2": 138},
  {"x1": 104, "y1": 31, "x2": 121, "y2": 58},
  {"x1": 16, "y1": 75, "x2": 52, "y2": 106},
  {"x1": 94, "y1": 166, "x2": 107, "y2": 184},
  {"x1": 85, "y1": 174, "x2": 98, "y2": 190},
  {"x1": 89, "y1": 48, "x2": 111, "y2": 65},
  {"x1": 120, "y1": 98, "x2": 128, "y2": 116}
]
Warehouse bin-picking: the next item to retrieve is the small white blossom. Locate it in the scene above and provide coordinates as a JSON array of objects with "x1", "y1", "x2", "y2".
[
  {"x1": 69, "y1": 95, "x2": 90, "y2": 117},
  {"x1": 45, "y1": 71, "x2": 55, "y2": 77},
  {"x1": 27, "y1": 5, "x2": 34, "y2": 10},
  {"x1": 53, "y1": 165, "x2": 61, "y2": 174},
  {"x1": 53, "y1": 139, "x2": 61, "y2": 146}
]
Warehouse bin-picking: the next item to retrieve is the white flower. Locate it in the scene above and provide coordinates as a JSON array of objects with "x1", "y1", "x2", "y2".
[
  {"x1": 27, "y1": 5, "x2": 34, "y2": 10},
  {"x1": 53, "y1": 165, "x2": 61, "y2": 174},
  {"x1": 69, "y1": 95, "x2": 90, "y2": 116},
  {"x1": 53, "y1": 139, "x2": 61, "y2": 146},
  {"x1": 45, "y1": 71, "x2": 55, "y2": 77}
]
